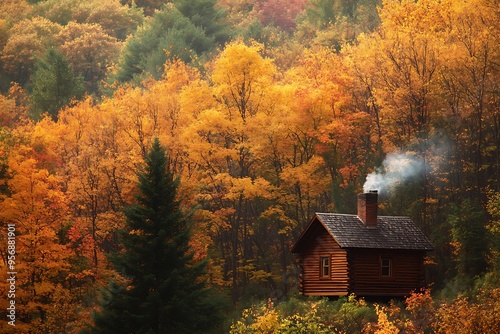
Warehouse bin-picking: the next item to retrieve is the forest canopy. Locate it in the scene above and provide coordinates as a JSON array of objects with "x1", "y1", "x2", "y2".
[{"x1": 0, "y1": 0, "x2": 499, "y2": 332}]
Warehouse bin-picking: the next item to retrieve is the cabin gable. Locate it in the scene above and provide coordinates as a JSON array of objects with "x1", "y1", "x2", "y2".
[{"x1": 294, "y1": 218, "x2": 349, "y2": 296}]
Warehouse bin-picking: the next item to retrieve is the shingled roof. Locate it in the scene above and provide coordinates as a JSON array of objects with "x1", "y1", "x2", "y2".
[{"x1": 293, "y1": 213, "x2": 434, "y2": 252}]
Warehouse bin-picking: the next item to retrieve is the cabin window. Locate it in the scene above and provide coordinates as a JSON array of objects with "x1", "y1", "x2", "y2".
[
  {"x1": 320, "y1": 256, "x2": 330, "y2": 278},
  {"x1": 380, "y1": 257, "x2": 392, "y2": 277}
]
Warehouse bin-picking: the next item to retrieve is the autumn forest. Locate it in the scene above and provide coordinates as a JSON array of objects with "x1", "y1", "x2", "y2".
[{"x1": 0, "y1": 0, "x2": 499, "y2": 332}]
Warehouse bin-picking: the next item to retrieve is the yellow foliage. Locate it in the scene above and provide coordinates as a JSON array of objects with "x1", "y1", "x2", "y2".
[
  {"x1": 212, "y1": 41, "x2": 276, "y2": 121},
  {"x1": 280, "y1": 156, "x2": 330, "y2": 198},
  {"x1": 373, "y1": 305, "x2": 401, "y2": 334}
]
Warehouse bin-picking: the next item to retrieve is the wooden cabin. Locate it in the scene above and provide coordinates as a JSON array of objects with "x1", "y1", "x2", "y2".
[{"x1": 291, "y1": 191, "x2": 434, "y2": 297}]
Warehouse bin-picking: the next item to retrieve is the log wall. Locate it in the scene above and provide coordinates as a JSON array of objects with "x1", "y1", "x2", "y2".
[
  {"x1": 348, "y1": 249, "x2": 426, "y2": 297},
  {"x1": 298, "y1": 226, "x2": 349, "y2": 296}
]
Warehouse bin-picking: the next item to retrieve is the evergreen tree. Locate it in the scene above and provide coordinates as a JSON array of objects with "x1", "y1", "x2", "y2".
[
  {"x1": 28, "y1": 48, "x2": 84, "y2": 121},
  {"x1": 305, "y1": 0, "x2": 336, "y2": 28},
  {"x1": 112, "y1": 3, "x2": 224, "y2": 84},
  {"x1": 89, "y1": 138, "x2": 223, "y2": 334},
  {"x1": 448, "y1": 199, "x2": 489, "y2": 280},
  {"x1": 173, "y1": 0, "x2": 230, "y2": 44}
]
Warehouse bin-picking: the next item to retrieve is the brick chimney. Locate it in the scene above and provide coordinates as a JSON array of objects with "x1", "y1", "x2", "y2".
[{"x1": 358, "y1": 190, "x2": 378, "y2": 228}]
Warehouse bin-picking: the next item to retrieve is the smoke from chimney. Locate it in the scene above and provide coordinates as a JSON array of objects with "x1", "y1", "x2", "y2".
[{"x1": 363, "y1": 153, "x2": 424, "y2": 194}]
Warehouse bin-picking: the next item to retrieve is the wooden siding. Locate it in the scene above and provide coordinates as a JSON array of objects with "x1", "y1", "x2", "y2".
[
  {"x1": 297, "y1": 224, "x2": 349, "y2": 296},
  {"x1": 348, "y1": 249, "x2": 426, "y2": 296}
]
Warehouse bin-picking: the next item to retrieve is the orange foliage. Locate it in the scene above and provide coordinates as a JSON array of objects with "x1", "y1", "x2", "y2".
[
  {"x1": 0, "y1": 126, "x2": 77, "y2": 331},
  {"x1": 0, "y1": 0, "x2": 498, "y2": 325},
  {"x1": 0, "y1": 84, "x2": 27, "y2": 127}
]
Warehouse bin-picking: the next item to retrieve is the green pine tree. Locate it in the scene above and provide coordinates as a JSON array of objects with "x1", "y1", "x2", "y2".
[
  {"x1": 28, "y1": 48, "x2": 84, "y2": 121},
  {"x1": 89, "y1": 138, "x2": 223, "y2": 334},
  {"x1": 448, "y1": 199, "x2": 489, "y2": 280},
  {"x1": 173, "y1": 0, "x2": 230, "y2": 44},
  {"x1": 111, "y1": 1, "x2": 231, "y2": 85},
  {"x1": 112, "y1": 6, "x2": 212, "y2": 84},
  {"x1": 306, "y1": 0, "x2": 337, "y2": 28}
]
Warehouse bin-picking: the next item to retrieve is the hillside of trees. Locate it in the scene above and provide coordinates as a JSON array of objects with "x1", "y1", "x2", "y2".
[{"x1": 0, "y1": 0, "x2": 499, "y2": 332}]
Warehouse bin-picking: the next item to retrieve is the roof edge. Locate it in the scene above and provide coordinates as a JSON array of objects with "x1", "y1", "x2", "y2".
[
  {"x1": 290, "y1": 214, "x2": 318, "y2": 253},
  {"x1": 316, "y1": 212, "x2": 413, "y2": 219},
  {"x1": 291, "y1": 214, "x2": 344, "y2": 253}
]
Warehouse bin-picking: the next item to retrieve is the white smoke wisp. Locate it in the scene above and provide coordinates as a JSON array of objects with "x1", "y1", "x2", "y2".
[{"x1": 363, "y1": 153, "x2": 424, "y2": 194}]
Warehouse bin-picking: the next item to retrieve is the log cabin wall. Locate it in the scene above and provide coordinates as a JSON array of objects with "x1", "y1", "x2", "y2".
[
  {"x1": 298, "y1": 224, "x2": 349, "y2": 296},
  {"x1": 348, "y1": 249, "x2": 426, "y2": 297}
]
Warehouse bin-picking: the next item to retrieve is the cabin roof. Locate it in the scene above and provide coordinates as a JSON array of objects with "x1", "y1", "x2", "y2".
[{"x1": 292, "y1": 213, "x2": 434, "y2": 253}]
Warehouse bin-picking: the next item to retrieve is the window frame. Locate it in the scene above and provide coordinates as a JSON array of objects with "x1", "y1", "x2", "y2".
[
  {"x1": 380, "y1": 256, "x2": 393, "y2": 278},
  {"x1": 320, "y1": 256, "x2": 330, "y2": 279}
]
